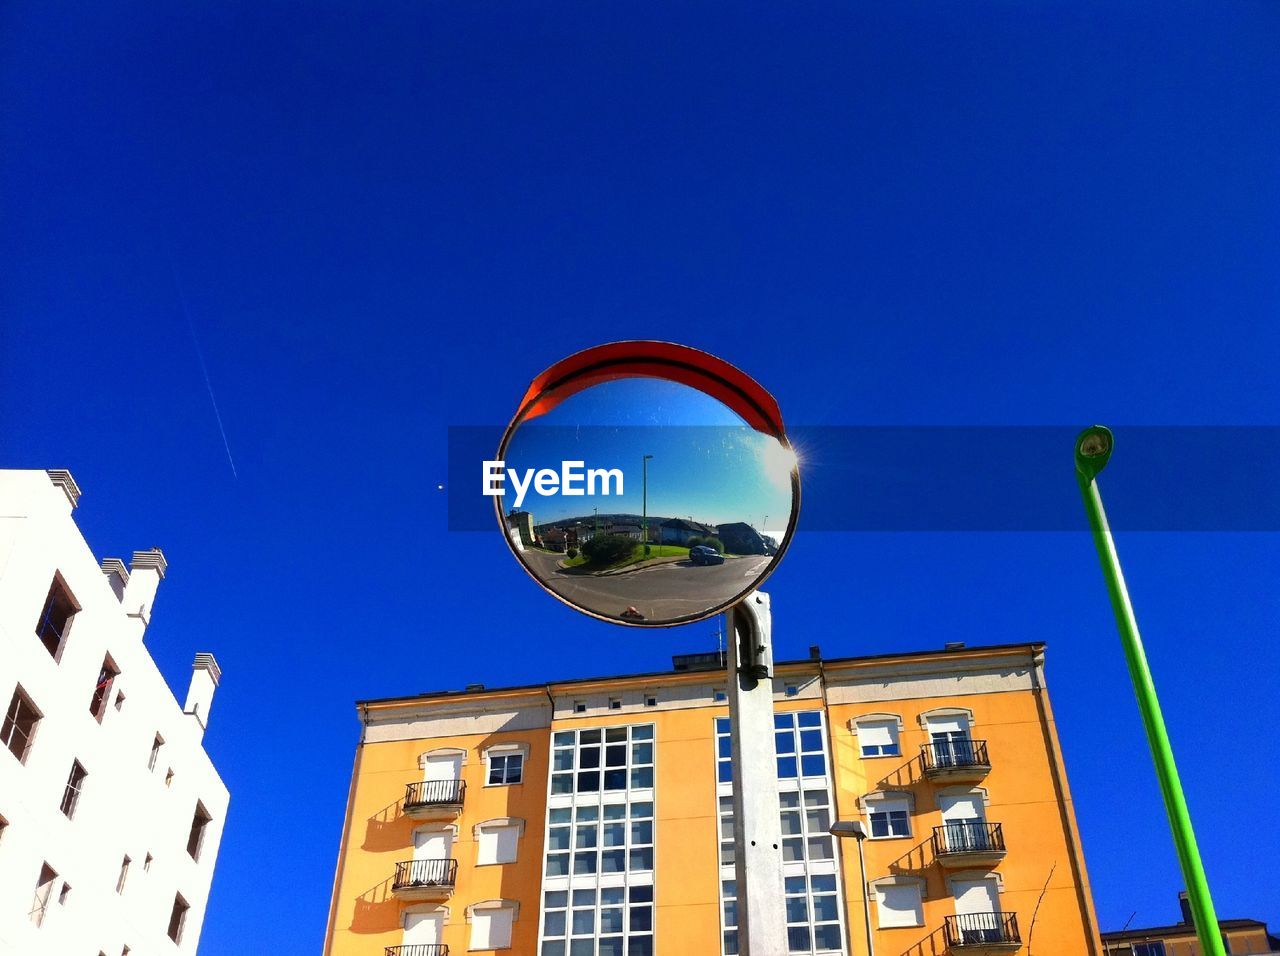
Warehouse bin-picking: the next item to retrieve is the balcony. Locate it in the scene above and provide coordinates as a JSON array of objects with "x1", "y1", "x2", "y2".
[
  {"x1": 386, "y1": 947, "x2": 449, "y2": 956},
  {"x1": 944, "y1": 913, "x2": 1021, "y2": 952},
  {"x1": 932, "y1": 822, "x2": 1007, "y2": 868},
  {"x1": 921, "y1": 739, "x2": 991, "y2": 782},
  {"x1": 391, "y1": 859, "x2": 458, "y2": 902},
  {"x1": 403, "y1": 780, "x2": 466, "y2": 821}
]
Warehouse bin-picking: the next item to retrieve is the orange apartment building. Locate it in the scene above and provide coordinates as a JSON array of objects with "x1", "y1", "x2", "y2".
[{"x1": 323, "y1": 641, "x2": 1103, "y2": 956}]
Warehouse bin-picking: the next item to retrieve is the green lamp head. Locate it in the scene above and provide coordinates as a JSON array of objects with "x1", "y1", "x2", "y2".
[{"x1": 1074, "y1": 425, "x2": 1114, "y2": 481}]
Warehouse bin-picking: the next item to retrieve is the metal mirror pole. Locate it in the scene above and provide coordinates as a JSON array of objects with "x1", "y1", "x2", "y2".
[{"x1": 726, "y1": 591, "x2": 787, "y2": 955}]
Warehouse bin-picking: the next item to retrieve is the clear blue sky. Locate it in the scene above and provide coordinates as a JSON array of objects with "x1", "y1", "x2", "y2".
[{"x1": 3, "y1": 2, "x2": 1278, "y2": 951}]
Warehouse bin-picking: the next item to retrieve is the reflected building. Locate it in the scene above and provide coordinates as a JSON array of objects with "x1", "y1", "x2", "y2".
[
  {"x1": 715, "y1": 523, "x2": 772, "y2": 556},
  {"x1": 658, "y1": 519, "x2": 718, "y2": 546},
  {"x1": 323, "y1": 640, "x2": 1104, "y2": 956}
]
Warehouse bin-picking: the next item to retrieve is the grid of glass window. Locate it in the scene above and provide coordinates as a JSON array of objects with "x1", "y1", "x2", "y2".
[
  {"x1": 716, "y1": 713, "x2": 827, "y2": 783},
  {"x1": 552, "y1": 725, "x2": 655, "y2": 795},
  {"x1": 714, "y1": 712, "x2": 847, "y2": 956},
  {"x1": 540, "y1": 724, "x2": 656, "y2": 956}
]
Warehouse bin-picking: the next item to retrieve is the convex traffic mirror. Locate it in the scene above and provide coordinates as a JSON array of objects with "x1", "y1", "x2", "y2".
[{"x1": 492, "y1": 341, "x2": 799, "y2": 626}]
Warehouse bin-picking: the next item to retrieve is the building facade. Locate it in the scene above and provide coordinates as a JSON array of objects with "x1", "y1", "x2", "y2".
[
  {"x1": 1101, "y1": 893, "x2": 1279, "y2": 956},
  {"x1": 324, "y1": 641, "x2": 1102, "y2": 956},
  {"x1": 0, "y1": 469, "x2": 228, "y2": 955}
]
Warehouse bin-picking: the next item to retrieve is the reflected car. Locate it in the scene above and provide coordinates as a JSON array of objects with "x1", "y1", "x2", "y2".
[{"x1": 689, "y1": 545, "x2": 725, "y2": 565}]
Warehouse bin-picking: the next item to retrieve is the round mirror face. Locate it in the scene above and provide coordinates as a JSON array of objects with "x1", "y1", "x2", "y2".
[{"x1": 496, "y1": 368, "x2": 799, "y2": 626}]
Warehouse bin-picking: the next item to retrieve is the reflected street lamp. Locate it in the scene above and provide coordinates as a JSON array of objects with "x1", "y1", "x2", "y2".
[
  {"x1": 830, "y1": 821, "x2": 874, "y2": 956},
  {"x1": 642, "y1": 454, "x2": 654, "y2": 555}
]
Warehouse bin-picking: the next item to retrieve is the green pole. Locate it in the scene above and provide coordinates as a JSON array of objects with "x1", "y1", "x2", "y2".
[{"x1": 1074, "y1": 426, "x2": 1224, "y2": 956}]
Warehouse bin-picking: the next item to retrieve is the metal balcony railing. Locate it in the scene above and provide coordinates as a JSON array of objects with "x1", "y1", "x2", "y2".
[
  {"x1": 392, "y1": 859, "x2": 458, "y2": 890},
  {"x1": 385, "y1": 946, "x2": 449, "y2": 956},
  {"x1": 933, "y1": 821, "x2": 1006, "y2": 856},
  {"x1": 944, "y1": 912, "x2": 1021, "y2": 947},
  {"x1": 404, "y1": 779, "x2": 466, "y2": 810},
  {"x1": 921, "y1": 738, "x2": 990, "y2": 773}
]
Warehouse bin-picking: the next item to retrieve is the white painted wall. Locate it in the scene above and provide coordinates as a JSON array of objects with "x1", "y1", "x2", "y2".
[{"x1": 0, "y1": 470, "x2": 229, "y2": 955}]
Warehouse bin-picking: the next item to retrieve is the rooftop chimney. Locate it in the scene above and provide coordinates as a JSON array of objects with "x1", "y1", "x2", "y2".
[
  {"x1": 101, "y1": 558, "x2": 129, "y2": 601},
  {"x1": 46, "y1": 469, "x2": 81, "y2": 511},
  {"x1": 184, "y1": 653, "x2": 222, "y2": 739},
  {"x1": 122, "y1": 548, "x2": 168, "y2": 634},
  {"x1": 944, "y1": 641, "x2": 966, "y2": 651},
  {"x1": 809, "y1": 645, "x2": 822, "y2": 661},
  {"x1": 1178, "y1": 891, "x2": 1193, "y2": 925}
]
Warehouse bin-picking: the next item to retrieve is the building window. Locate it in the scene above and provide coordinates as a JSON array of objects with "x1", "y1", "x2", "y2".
[
  {"x1": 116, "y1": 856, "x2": 131, "y2": 894},
  {"x1": 167, "y1": 893, "x2": 189, "y2": 944},
  {"x1": 3, "y1": 686, "x2": 42, "y2": 763},
  {"x1": 1132, "y1": 945, "x2": 1167, "y2": 956},
  {"x1": 476, "y1": 819, "x2": 524, "y2": 865},
  {"x1": 851, "y1": 715, "x2": 902, "y2": 758},
  {"x1": 35, "y1": 575, "x2": 78, "y2": 660},
  {"x1": 487, "y1": 751, "x2": 525, "y2": 786},
  {"x1": 716, "y1": 712, "x2": 827, "y2": 786},
  {"x1": 187, "y1": 803, "x2": 211, "y2": 861},
  {"x1": 30, "y1": 864, "x2": 57, "y2": 925},
  {"x1": 60, "y1": 761, "x2": 87, "y2": 819},
  {"x1": 872, "y1": 877, "x2": 925, "y2": 928},
  {"x1": 865, "y1": 793, "x2": 912, "y2": 839},
  {"x1": 784, "y1": 684, "x2": 799, "y2": 697},
  {"x1": 549, "y1": 724, "x2": 655, "y2": 797},
  {"x1": 89, "y1": 655, "x2": 120, "y2": 722},
  {"x1": 714, "y1": 689, "x2": 727, "y2": 703},
  {"x1": 773, "y1": 711, "x2": 827, "y2": 780},
  {"x1": 716, "y1": 711, "x2": 846, "y2": 956},
  {"x1": 149, "y1": 734, "x2": 164, "y2": 771},
  {"x1": 469, "y1": 900, "x2": 518, "y2": 949},
  {"x1": 574, "y1": 701, "x2": 587, "y2": 714},
  {"x1": 540, "y1": 723, "x2": 657, "y2": 956},
  {"x1": 609, "y1": 698, "x2": 622, "y2": 710},
  {"x1": 540, "y1": 884, "x2": 654, "y2": 956}
]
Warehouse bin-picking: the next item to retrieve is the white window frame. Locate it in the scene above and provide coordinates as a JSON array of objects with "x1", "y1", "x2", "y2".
[
  {"x1": 474, "y1": 818, "x2": 525, "y2": 866},
  {"x1": 870, "y1": 876, "x2": 926, "y2": 928},
  {"x1": 467, "y1": 899, "x2": 519, "y2": 950},
  {"x1": 483, "y1": 743, "x2": 528, "y2": 787},
  {"x1": 861, "y1": 791, "x2": 913, "y2": 840},
  {"x1": 849, "y1": 714, "x2": 904, "y2": 759}
]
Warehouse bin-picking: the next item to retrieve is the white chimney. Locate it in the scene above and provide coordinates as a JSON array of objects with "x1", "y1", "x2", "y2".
[
  {"x1": 46, "y1": 469, "x2": 81, "y2": 513},
  {"x1": 122, "y1": 548, "x2": 168, "y2": 633},
  {"x1": 101, "y1": 558, "x2": 129, "y2": 601},
  {"x1": 184, "y1": 653, "x2": 222, "y2": 738}
]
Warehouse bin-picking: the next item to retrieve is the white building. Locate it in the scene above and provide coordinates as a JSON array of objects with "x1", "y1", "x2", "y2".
[{"x1": 0, "y1": 469, "x2": 229, "y2": 955}]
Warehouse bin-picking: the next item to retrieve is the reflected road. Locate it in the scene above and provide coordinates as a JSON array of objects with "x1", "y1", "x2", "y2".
[{"x1": 519, "y1": 548, "x2": 773, "y2": 622}]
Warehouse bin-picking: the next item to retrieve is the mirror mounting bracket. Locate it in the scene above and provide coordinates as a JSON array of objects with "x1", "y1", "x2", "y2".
[{"x1": 732, "y1": 592, "x2": 773, "y2": 682}]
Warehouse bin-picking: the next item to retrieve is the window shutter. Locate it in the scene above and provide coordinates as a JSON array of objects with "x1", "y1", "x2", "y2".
[{"x1": 858, "y1": 720, "x2": 896, "y2": 749}]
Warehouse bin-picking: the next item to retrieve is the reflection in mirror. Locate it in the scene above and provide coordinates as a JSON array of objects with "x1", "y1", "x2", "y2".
[{"x1": 497, "y1": 377, "x2": 798, "y2": 626}]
